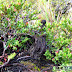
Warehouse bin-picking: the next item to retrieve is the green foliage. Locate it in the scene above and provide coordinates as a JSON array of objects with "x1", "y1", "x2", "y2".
[
  {"x1": 44, "y1": 50, "x2": 54, "y2": 60},
  {"x1": 0, "y1": 0, "x2": 40, "y2": 60},
  {"x1": 45, "y1": 17, "x2": 72, "y2": 65},
  {"x1": 53, "y1": 48, "x2": 72, "y2": 65},
  {"x1": 43, "y1": 1, "x2": 72, "y2": 66},
  {"x1": 0, "y1": 0, "x2": 72, "y2": 71}
]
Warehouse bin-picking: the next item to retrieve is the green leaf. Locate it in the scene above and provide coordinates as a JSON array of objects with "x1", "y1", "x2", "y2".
[
  {"x1": 14, "y1": 40, "x2": 19, "y2": 46},
  {"x1": 22, "y1": 37, "x2": 30, "y2": 43},
  {"x1": 0, "y1": 61, "x2": 3, "y2": 65},
  {"x1": 8, "y1": 52, "x2": 16, "y2": 59},
  {"x1": 12, "y1": 46, "x2": 17, "y2": 51}
]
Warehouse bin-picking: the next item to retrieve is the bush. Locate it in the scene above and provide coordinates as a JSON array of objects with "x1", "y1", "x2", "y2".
[
  {"x1": 0, "y1": 0, "x2": 41, "y2": 65},
  {"x1": 44, "y1": 18, "x2": 72, "y2": 65}
]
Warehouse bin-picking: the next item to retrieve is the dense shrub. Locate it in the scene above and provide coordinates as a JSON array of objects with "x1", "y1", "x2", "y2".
[
  {"x1": 44, "y1": 18, "x2": 72, "y2": 65},
  {"x1": 0, "y1": 0, "x2": 41, "y2": 65}
]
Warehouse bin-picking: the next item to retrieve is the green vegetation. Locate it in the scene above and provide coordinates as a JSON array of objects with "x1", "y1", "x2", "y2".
[{"x1": 0, "y1": 0, "x2": 72, "y2": 72}]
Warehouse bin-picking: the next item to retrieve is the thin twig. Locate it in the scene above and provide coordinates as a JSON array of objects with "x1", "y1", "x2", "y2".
[{"x1": 16, "y1": 56, "x2": 31, "y2": 61}]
